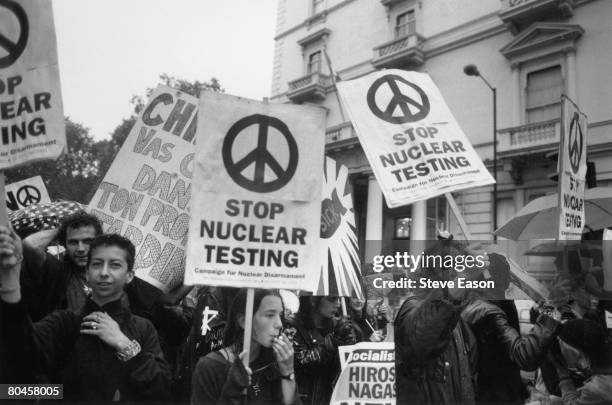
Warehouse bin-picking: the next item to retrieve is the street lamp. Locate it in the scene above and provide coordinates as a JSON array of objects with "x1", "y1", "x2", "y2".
[{"x1": 464, "y1": 64, "x2": 497, "y2": 240}]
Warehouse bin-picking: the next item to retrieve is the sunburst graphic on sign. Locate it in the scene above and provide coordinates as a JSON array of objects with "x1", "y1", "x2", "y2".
[{"x1": 316, "y1": 157, "x2": 363, "y2": 299}]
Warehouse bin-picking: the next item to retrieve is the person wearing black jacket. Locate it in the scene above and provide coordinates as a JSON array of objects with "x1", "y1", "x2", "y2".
[
  {"x1": 17, "y1": 212, "x2": 193, "y2": 388},
  {"x1": 285, "y1": 295, "x2": 359, "y2": 405},
  {"x1": 394, "y1": 238, "x2": 485, "y2": 405},
  {"x1": 0, "y1": 230, "x2": 171, "y2": 402},
  {"x1": 461, "y1": 253, "x2": 559, "y2": 404}
]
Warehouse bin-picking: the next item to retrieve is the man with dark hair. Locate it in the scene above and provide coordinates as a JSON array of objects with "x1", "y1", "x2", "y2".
[
  {"x1": 20, "y1": 211, "x2": 106, "y2": 320},
  {"x1": 0, "y1": 228, "x2": 171, "y2": 401}
]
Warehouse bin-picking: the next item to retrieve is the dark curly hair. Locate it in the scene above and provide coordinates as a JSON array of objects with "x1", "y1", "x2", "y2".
[
  {"x1": 87, "y1": 233, "x2": 136, "y2": 272},
  {"x1": 57, "y1": 212, "x2": 103, "y2": 247}
]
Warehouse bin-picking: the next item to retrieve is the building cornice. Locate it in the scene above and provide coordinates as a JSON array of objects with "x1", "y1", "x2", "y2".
[
  {"x1": 423, "y1": 12, "x2": 506, "y2": 57},
  {"x1": 274, "y1": 0, "x2": 358, "y2": 41}
]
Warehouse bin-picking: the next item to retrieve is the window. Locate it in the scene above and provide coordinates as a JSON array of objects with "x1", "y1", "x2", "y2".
[
  {"x1": 525, "y1": 65, "x2": 563, "y2": 123},
  {"x1": 307, "y1": 51, "x2": 322, "y2": 74},
  {"x1": 395, "y1": 10, "x2": 415, "y2": 38},
  {"x1": 394, "y1": 218, "x2": 411, "y2": 239},
  {"x1": 312, "y1": 0, "x2": 325, "y2": 15}
]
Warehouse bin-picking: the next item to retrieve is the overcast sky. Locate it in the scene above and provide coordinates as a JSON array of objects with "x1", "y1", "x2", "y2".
[{"x1": 52, "y1": 0, "x2": 278, "y2": 140}]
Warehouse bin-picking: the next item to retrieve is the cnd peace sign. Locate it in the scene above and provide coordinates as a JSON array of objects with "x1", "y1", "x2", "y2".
[
  {"x1": 366, "y1": 74, "x2": 430, "y2": 124},
  {"x1": 0, "y1": 0, "x2": 29, "y2": 69},
  {"x1": 222, "y1": 114, "x2": 298, "y2": 193},
  {"x1": 17, "y1": 185, "x2": 41, "y2": 207},
  {"x1": 568, "y1": 112, "x2": 583, "y2": 174}
]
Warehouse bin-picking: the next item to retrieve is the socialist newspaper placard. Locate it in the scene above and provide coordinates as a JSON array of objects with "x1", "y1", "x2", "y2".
[
  {"x1": 0, "y1": 0, "x2": 65, "y2": 169},
  {"x1": 5, "y1": 175, "x2": 50, "y2": 210},
  {"x1": 88, "y1": 85, "x2": 197, "y2": 292},
  {"x1": 331, "y1": 342, "x2": 396, "y2": 405},
  {"x1": 337, "y1": 69, "x2": 494, "y2": 208},
  {"x1": 184, "y1": 92, "x2": 324, "y2": 291},
  {"x1": 557, "y1": 96, "x2": 587, "y2": 240}
]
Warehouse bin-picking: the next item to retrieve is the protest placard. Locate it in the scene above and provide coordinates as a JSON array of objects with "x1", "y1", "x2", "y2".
[
  {"x1": 5, "y1": 175, "x2": 50, "y2": 210},
  {"x1": 331, "y1": 342, "x2": 396, "y2": 405},
  {"x1": 336, "y1": 69, "x2": 494, "y2": 208},
  {"x1": 557, "y1": 96, "x2": 587, "y2": 241},
  {"x1": 184, "y1": 92, "x2": 324, "y2": 291},
  {"x1": 88, "y1": 85, "x2": 197, "y2": 292},
  {"x1": 0, "y1": 0, "x2": 65, "y2": 169},
  {"x1": 316, "y1": 156, "x2": 362, "y2": 299}
]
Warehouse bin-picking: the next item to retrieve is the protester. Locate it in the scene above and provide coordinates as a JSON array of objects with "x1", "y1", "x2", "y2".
[
  {"x1": 0, "y1": 230, "x2": 171, "y2": 401},
  {"x1": 17, "y1": 212, "x2": 192, "y2": 377},
  {"x1": 19, "y1": 211, "x2": 104, "y2": 320},
  {"x1": 348, "y1": 296, "x2": 384, "y2": 342},
  {"x1": 191, "y1": 288, "x2": 298, "y2": 405},
  {"x1": 372, "y1": 296, "x2": 391, "y2": 337},
  {"x1": 348, "y1": 296, "x2": 375, "y2": 341},
  {"x1": 285, "y1": 295, "x2": 359, "y2": 405},
  {"x1": 394, "y1": 238, "x2": 486, "y2": 405},
  {"x1": 178, "y1": 286, "x2": 239, "y2": 401},
  {"x1": 542, "y1": 319, "x2": 612, "y2": 404},
  {"x1": 461, "y1": 253, "x2": 559, "y2": 404}
]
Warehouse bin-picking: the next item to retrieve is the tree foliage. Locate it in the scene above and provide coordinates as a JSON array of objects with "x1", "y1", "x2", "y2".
[{"x1": 5, "y1": 118, "x2": 100, "y2": 203}]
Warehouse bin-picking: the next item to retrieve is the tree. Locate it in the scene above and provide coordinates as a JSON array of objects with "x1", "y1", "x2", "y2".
[{"x1": 5, "y1": 118, "x2": 101, "y2": 203}]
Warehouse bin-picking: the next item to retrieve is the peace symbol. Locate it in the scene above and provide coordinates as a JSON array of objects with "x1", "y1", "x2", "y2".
[
  {"x1": 366, "y1": 74, "x2": 430, "y2": 124},
  {"x1": 0, "y1": 0, "x2": 29, "y2": 69},
  {"x1": 568, "y1": 112, "x2": 583, "y2": 174},
  {"x1": 16, "y1": 185, "x2": 40, "y2": 207},
  {"x1": 222, "y1": 114, "x2": 298, "y2": 193}
]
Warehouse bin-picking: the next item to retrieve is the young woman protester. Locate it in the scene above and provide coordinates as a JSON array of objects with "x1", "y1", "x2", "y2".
[{"x1": 191, "y1": 288, "x2": 298, "y2": 405}]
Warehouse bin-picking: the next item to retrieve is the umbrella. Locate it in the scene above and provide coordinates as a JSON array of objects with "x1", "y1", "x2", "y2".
[
  {"x1": 495, "y1": 187, "x2": 612, "y2": 240},
  {"x1": 524, "y1": 241, "x2": 602, "y2": 257},
  {"x1": 9, "y1": 201, "x2": 85, "y2": 238}
]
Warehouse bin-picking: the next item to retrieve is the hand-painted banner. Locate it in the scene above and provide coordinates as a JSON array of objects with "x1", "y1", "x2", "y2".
[
  {"x1": 5, "y1": 175, "x2": 50, "y2": 210},
  {"x1": 337, "y1": 69, "x2": 494, "y2": 208},
  {"x1": 0, "y1": 0, "x2": 65, "y2": 169},
  {"x1": 557, "y1": 96, "x2": 587, "y2": 241},
  {"x1": 331, "y1": 342, "x2": 396, "y2": 405},
  {"x1": 316, "y1": 156, "x2": 362, "y2": 299},
  {"x1": 88, "y1": 85, "x2": 197, "y2": 292},
  {"x1": 184, "y1": 92, "x2": 324, "y2": 291}
]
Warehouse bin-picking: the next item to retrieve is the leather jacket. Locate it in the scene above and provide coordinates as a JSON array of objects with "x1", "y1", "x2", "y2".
[
  {"x1": 395, "y1": 289, "x2": 478, "y2": 405},
  {"x1": 461, "y1": 299, "x2": 559, "y2": 404}
]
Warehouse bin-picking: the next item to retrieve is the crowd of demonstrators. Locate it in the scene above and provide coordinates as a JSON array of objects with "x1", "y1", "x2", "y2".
[
  {"x1": 0, "y1": 229, "x2": 171, "y2": 402},
  {"x1": 191, "y1": 289, "x2": 298, "y2": 405},
  {"x1": 394, "y1": 234, "x2": 612, "y2": 405},
  {"x1": 525, "y1": 249, "x2": 612, "y2": 404},
  {"x1": 0, "y1": 209, "x2": 375, "y2": 404},
  {"x1": 285, "y1": 295, "x2": 361, "y2": 405}
]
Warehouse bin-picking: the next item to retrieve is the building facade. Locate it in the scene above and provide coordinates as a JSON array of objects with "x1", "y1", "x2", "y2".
[{"x1": 270, "y1": 0, "x2": 612, "y2": 286}]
